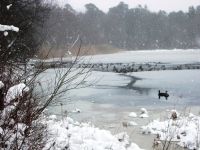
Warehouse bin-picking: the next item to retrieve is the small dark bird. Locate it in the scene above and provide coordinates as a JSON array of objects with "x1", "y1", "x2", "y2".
[{"x1": 158, "y1": 90, "x2": 169, "y2": 100}]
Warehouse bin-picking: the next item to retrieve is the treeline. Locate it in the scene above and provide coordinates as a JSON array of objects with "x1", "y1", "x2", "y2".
[
  {"x1": 46, "y1": 2, "x2": 200, "y2": 50},
  {"x1": 0, "y1": 0, "x2": 50, "y2": 63}
]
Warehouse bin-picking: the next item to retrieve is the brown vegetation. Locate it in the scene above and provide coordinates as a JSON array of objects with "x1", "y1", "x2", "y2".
[{"x1": 37, "y1": 44, "x2": 121, "y2": 59}]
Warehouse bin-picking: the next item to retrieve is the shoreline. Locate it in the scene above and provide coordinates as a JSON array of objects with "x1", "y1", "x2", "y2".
[{"x1": 47, "y1": 100, "x2": 200, "y2": 150}]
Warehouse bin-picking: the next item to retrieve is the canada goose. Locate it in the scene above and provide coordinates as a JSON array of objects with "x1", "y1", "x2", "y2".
[{"x1": 158, "y1": 90, "x2": 169, "y2": 100}]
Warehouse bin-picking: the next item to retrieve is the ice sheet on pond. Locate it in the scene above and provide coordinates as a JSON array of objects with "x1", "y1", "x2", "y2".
[
  {"x1": 40, "y1": 69, "x2": 200, "y2": 107},
  {"x1": 80, "y1": 49, "x2": 200, "y2": 64}
]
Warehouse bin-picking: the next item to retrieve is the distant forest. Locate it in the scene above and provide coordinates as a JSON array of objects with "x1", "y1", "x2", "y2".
[{"x1": 45, "y1": 2, "x2": 200, "y2": 50}]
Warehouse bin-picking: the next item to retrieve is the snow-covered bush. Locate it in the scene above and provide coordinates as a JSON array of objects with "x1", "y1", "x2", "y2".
[
  {"x1": 0, "y1": 80, "x2": 48, "y2": 149},
  {"x1": 0, "y1": 1, "x2": 51, "y2": 149},
  {"x1": 44, "y1": 115, "x2": 143, "y2": 150},
  {"x1": 141, "y1": 110, "x2": 200, "y2": 150}
]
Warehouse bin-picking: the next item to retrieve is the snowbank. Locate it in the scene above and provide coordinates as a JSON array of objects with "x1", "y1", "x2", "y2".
[
  {"x1": 141, "y1": 110, "x2": 200, "y2": 149},
  {"x1": 44, "y1": 115, "x2": 143, "y2": 150},
  {"x1": 139, "y1": 108, "x2": 149, "y2": 118},
  {"x1": 140, "y1": 114, "x2": 149, "y2": 118},
  {"x1": 129, "y1": 112, "x2": 137, "y2": 118}
]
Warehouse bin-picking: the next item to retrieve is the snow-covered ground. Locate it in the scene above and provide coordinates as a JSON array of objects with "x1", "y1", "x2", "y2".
[
  {"x1": 44, "y1": 115, "x2": 143, "y2": 150},
  {"x1": 141, "y1": 110, "x2": 200, "y2": 150},
  {"x1": 47, "y1": 100, "x2": 200, "y2": 150}
]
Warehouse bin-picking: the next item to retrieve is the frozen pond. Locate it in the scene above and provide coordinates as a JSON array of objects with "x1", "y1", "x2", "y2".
[
  {"x1": 80, "y1": 49, "x2": 200, "y2": 64},
  {"x1": 44, "y1": 69, "x2": 200, "y2": 123},
  {"x1": 39, "y1": 49, "x2": 200, "y2": 108},
  {"x1": 40, "y1": 49, "x2": 200, "y2": 149},
  {"x1": 59, "y1": 70, "x2": 200, "y2": 108},
  {"x1": 42, "y1": 69, "x2": 200, "y2": 150}
]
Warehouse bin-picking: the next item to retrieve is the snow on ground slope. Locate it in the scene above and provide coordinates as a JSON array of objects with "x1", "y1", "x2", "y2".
[
  {"x1": 141, "y1": 110, "x2": 200, "y2": 150},
  {"x1": 44, "y1": 115, "x2": 144, "y2": 150}
]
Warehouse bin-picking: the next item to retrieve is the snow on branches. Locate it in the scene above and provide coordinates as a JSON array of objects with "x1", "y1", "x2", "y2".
[{"x1": 0, "y1": 24, "x2": 19, "y2": 32}]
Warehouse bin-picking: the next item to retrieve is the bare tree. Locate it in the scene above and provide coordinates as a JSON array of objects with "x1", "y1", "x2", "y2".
[{"x1": 0, "y1": 1, "x2": 91, "y2": 149}]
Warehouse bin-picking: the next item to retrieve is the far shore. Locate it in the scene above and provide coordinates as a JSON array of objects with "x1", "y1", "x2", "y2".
[{"x1": 38, "y1": 44, "x2": 200, "y2": 59}]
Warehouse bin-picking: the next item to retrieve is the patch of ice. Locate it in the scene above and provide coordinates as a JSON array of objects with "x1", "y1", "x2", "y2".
[
  {"x1": 140, "y1": 108, "x2": 148, "y2": 114},
  {"x1": 49, "y1": 115, "x2": 57, "y2": 120},
  {"x1": 128, "y1": 143, "x2": 145, "y2": 150},
  {"x1": 128, "y1": 121, "x2": 138, "y2": 126},
  {"x1": 140, "y1": 114, "x2": 149, "y2": 118},
  {"x1": 72, "y1": 108, "x2": 81, "y2": 113},
  {"x1": 122, "y1": 121, "x2": 138, "y2": 127},
  {"x1": 129, "y1": 112, "x2": 137, "y2": 118}
]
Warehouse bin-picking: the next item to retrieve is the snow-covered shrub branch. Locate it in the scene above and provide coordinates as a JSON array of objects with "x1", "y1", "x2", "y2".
[
  {"x1": 0, "y1": 24, "x2": 19, "y2": 32},
  {"x1": 0, "y1": 80, "x2": 47, "y2": 149}
]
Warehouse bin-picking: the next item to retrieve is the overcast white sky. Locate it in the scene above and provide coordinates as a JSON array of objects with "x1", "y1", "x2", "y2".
[{"x1": 57, "y1": 0, "x2": 200, "y2": 13}]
